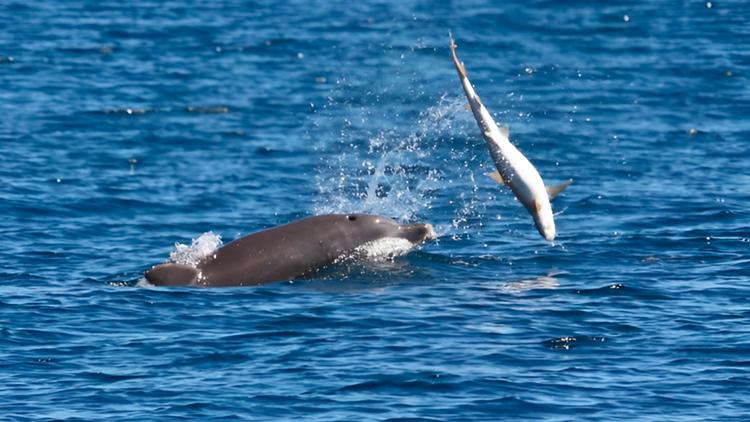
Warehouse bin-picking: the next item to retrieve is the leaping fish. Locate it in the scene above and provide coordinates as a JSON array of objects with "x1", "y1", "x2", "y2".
[{"x1": 449, "y1": 33, "x2": 571, "y2": 241}]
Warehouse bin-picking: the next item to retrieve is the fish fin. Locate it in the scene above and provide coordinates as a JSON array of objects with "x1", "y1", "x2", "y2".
[
  {"x1": 546, "y1": 179, "x2": 573, "y2": 201},
  {"x1": 498, "y1": 125, "x2": 509, "y2": 138},
  {"x1": 144, "y1": 263, "x2": 200, "y2": 286},
  {"x1": 465, "y1": 103, "x2": 471, "y2": 111},
  {"x1": 486, "y1": 170, "x2": 506, "y2": 185}
]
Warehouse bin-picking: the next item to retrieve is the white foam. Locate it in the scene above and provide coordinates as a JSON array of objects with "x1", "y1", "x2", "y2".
[
  {"x1": 135, "y1": 277, "x2": 155, "y2": 288},
  {"x1": 339, "y1": 237, "x2": 418, "y2": 263},
  {"x1": 168, "y1": 231, "x2": 223, "y2": 267},
  {"x1": 498, "y1": 275, "x2": 560, "y2": 294}
]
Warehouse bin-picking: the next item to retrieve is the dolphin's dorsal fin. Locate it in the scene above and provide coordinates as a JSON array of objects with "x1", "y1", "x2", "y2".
[
  {"x1": 546, "y1": 179, "x2": 573, "y2": 201},
  {"x1": 487, "y1": 170, "x2": 507, "y2": 185}
]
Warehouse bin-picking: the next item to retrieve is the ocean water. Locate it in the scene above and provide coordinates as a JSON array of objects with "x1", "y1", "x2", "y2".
[{"x1": 2, "y1": 0, "x2": 749, "y2": 420}]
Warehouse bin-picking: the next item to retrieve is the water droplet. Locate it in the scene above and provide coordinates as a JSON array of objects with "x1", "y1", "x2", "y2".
[
  {"x1": 623, "y1": 14, "x2": 630, "y2": 22},
  {"x1": 705, "y1": 1, "x2": 712, "y2": 8}
]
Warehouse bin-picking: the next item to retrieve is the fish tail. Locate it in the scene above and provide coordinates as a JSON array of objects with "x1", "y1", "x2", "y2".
[{"x1": 449, "y1": 32, "x2": 468, "y2": 78}]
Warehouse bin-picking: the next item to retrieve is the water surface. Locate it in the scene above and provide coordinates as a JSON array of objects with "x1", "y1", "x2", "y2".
[{"x1": 2, "y1": 1, "x2": 749, "y2": 420}]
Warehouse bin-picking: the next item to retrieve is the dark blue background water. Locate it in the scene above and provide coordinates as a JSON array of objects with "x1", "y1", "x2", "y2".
[{"x1": 2, "y1": 1, "x2": 749, "y2": 420}]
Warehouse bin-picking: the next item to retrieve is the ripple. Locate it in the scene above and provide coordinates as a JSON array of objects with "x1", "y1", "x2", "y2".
[
  {"x1": 184, "y1": 106, "x2": 230, "y2": 114},
  {"x1": 99, "y1": 107, "x2": 157, "y2": 116},
  {"x1": 543, "y1": 336, "x2": 607, "y2": 350}
]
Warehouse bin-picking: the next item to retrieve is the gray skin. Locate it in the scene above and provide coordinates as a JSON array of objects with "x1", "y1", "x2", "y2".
[{"x1": 144, "y1": 214, "x2": 436, "y2": 287}]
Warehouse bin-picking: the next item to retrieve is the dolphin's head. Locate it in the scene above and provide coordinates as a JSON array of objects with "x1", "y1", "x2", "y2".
[
  {"x1": 341, "y1": 214, "x2": 436, "y2": 245},
  {"x1": 532, "y1": 199, "x2": 556, "y2": 241}
]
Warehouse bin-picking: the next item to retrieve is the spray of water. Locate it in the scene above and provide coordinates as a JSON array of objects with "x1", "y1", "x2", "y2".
[
  {"x1": 168, "y1": 231, "x2": 223, "y2": 267},
  {"x1": 313, "y1": 93, "x2": 498, "y2": 239}
]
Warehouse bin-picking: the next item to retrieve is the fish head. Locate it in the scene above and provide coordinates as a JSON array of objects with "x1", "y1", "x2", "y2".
[{"x1": 532, "y1": 199, "x2": 556, "y2": 241}]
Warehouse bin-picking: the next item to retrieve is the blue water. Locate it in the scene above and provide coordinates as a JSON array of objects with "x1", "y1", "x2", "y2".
[{"x1": 2, "y1": 0, "x2": 749, "y2": 420}]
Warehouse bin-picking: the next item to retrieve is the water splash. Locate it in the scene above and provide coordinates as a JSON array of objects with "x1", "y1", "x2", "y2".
[
  {"x1": 351, "y1": 237, "x2": 419, "y2": 262},
  {"x1": 168, "y1": 232, "x2": 223, "y2": 267},
  {"x1": 314, "y1": 94, "x2": 495, "y2": 236}
]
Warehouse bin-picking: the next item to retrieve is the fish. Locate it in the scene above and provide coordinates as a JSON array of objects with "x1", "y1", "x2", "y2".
[{"x1": 449, "y1": 33, "x2": 571, "y2": 241}]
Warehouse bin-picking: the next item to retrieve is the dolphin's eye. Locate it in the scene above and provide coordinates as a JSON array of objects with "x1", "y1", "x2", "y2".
[{"x1": 347, "y1": 215, "x2": 357, "y2": 222}]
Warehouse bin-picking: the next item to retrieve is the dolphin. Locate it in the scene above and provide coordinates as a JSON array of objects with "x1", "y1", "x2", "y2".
[
  {"x1": 449, "y1": 34, "x2": 571, "y2": 241},
  {"x1": 144, "y1": 214, "x2": 436, "y2": 287}
]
